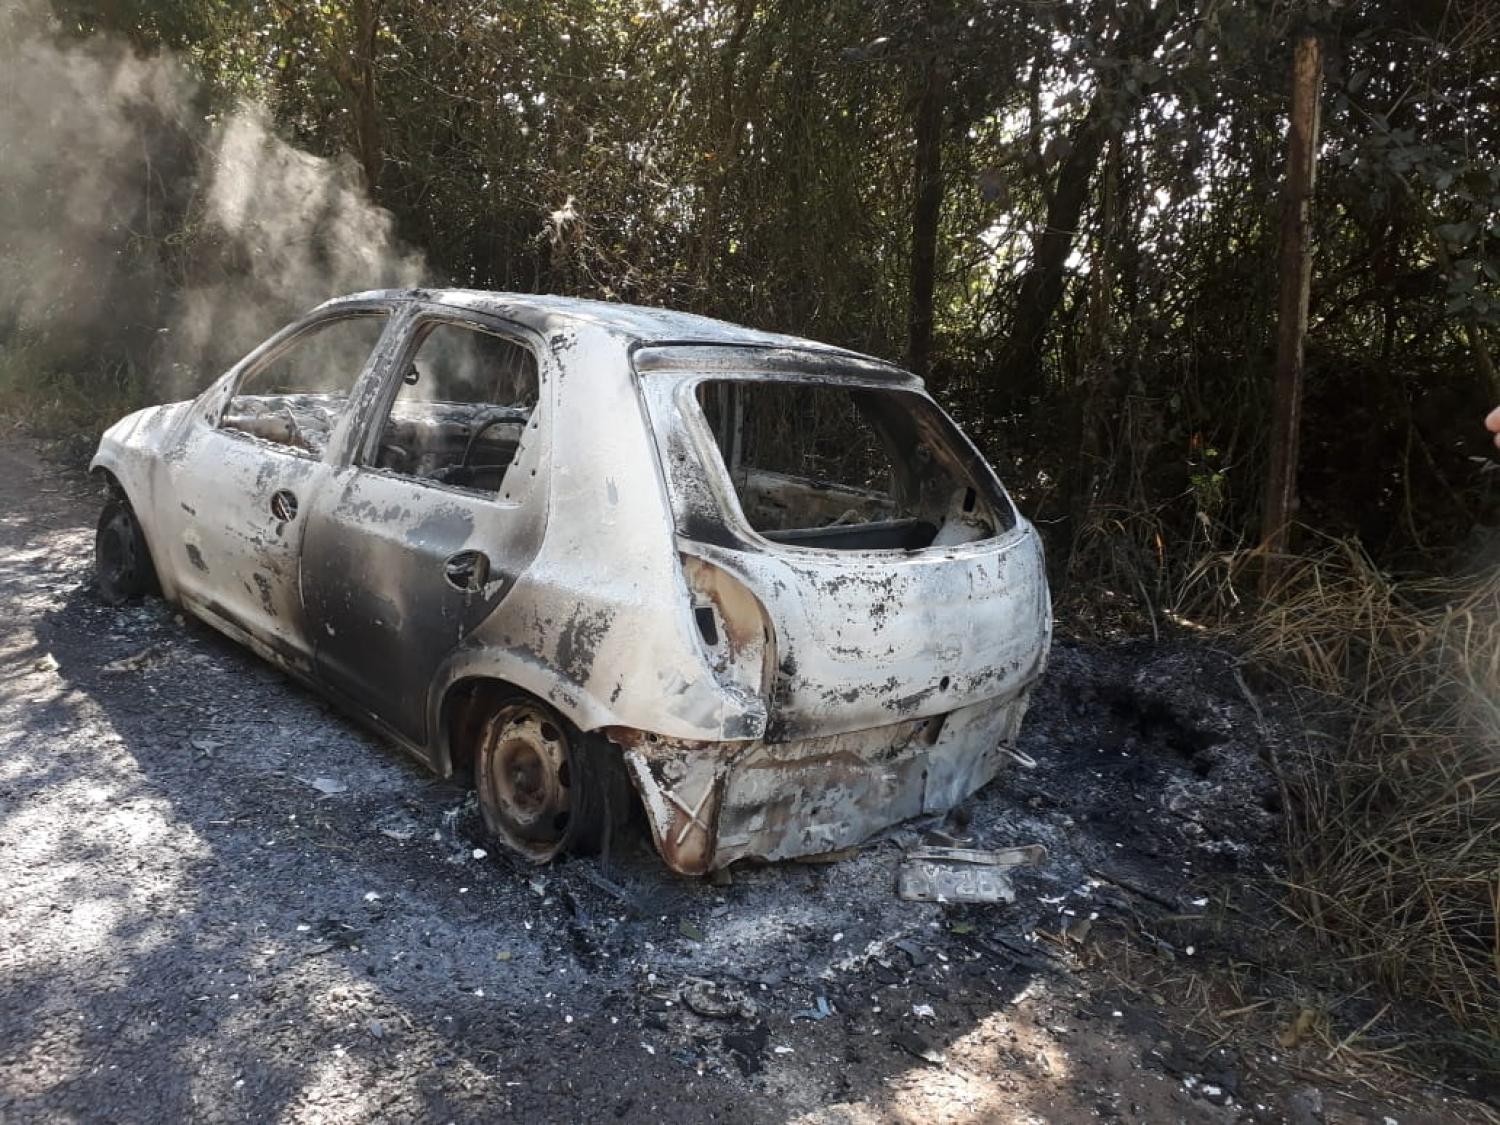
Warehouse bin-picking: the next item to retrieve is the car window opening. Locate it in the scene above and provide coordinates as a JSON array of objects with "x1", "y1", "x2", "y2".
[
  {"x1": 220, "y1": 312, "x2": 390, "y2": 455},
  {"x1": 694, "y1": 380, "x2": 1011, "y2": 552},
  {"x1": 368, "y1": 321, "x2": 539, "y2": 494}
]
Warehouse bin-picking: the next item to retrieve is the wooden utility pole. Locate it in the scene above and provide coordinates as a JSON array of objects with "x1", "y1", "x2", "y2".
[{"x1": 1259, "y1": 30, "x2": 1323, "y2": 594}]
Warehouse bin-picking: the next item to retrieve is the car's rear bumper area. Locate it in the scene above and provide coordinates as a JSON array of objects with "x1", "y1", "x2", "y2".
[{"x1": 606, "y1": 690, "x2": 1033, "y2": 875}]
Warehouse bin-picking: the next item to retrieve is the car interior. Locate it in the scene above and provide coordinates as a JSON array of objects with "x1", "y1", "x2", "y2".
[
  {"x1": 367, "y1": 321, "x2": 538, "y2": 494},
  {"x1": 371, "y1": 400, "x2": 531, "y2": 493},
  {"x1": 219, "y1": 315, "x2": 538, "y2": 495},
  {"x1": 220, "y1": 313, "x2": 387, "y2": 458},
  {"x1": 695, "y1": 379, "x2": 1013, "y2": 551}
]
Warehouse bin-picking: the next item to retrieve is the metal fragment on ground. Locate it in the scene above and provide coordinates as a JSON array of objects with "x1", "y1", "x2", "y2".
[
  {"x1": 300, "y1": 776, "x2": 349, "y2": 796},
  {"x1": 897, "y1": 843, "x2": 1047, "y2": 903}
]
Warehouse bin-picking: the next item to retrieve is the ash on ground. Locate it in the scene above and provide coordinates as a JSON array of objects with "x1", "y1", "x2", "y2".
[{"x1": 4, "y1": 440, "x2": 1478, "y2": 1123}]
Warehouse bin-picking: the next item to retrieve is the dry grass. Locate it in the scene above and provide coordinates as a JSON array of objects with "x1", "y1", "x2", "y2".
[{"x1": 1246, "y1": 537, "x2": 1500, "y2": 1044}]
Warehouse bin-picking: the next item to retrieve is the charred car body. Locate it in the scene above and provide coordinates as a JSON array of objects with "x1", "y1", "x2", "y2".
[{"x1": 91, "y1": 290, "x2": 1052, "y2": 874}]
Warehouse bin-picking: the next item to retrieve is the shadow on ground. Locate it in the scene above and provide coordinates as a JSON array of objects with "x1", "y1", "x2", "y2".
[{"x1": 1, "y1": 441, "x2": 1478, "y2": 1124}]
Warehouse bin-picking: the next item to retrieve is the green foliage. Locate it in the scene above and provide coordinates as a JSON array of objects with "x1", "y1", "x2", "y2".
[
  {"x1": 0, "y1": 333, "x2": 151, "y2": 437},
  {"x1": 6, "y1": 0, "x2": 1500, "y2": 572}
]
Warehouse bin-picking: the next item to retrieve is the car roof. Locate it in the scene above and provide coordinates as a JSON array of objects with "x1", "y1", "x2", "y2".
[{"x1": 321, "y1": 288, "x2": 894, "y2": 366}]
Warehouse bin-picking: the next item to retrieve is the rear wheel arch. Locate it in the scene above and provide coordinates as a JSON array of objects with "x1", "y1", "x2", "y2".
[
  {"x1": 429, "y1": 657, "x2": 615, "y2": 774},
  {"x1": 439, "y1": 675, "x2": 601, "y2": 777}
]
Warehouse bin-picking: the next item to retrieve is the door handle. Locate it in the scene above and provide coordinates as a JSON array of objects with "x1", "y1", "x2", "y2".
[
  {"x1": 443, "y1": 549, "x2": 490, "y2": 593},
  {"x1": 270, "y1": 489, "x2": 299, "y2": 522}
]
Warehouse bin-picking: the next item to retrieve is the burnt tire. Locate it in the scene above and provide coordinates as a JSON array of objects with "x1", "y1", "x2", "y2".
[
  {"x1": 474, "y1": 698, "x2": 634, "y2": 863},
  {"x1": 95, "y1": 498, "x2": 159, "y2": 606}
]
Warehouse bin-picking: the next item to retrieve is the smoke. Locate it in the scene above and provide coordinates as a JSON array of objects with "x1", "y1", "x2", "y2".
[
  {"x1": 0, "y1": 1, "x2": 426, "y2": 405},
  {"x1": 169, "y1": 106, "x2": 427, "y2": 390}
]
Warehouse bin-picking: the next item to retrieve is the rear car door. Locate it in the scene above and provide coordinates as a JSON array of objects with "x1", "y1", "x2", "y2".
[
  {"x1": 166, "y1": 307, "x2": 396, "y2": 673},
  {"x1": 298, "y1": 309, "x2": 551, "y2": 747}
]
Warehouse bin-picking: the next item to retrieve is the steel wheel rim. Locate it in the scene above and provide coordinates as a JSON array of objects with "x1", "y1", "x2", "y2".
[{"x1": 480, "y1": 705, "x2": 573, "y2": 859}]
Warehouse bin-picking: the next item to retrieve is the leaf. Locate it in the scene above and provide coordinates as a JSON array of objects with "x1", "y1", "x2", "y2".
[
  {"x1": 1435, "y1": 221, "x2": 1477, "y2": 244},
  {"x1": 1279, "y1": 1007, "x2": 1318, "y2": 1048},
  {"x1": 1347, "y1": 68, "x2": 1370, "y2": 93},
  {"x1": 679, "y1": 920, "x2": 705, "y2": 942},
  {"x1": 950, "y1": 920, "x2": 975, "y2": 935}
]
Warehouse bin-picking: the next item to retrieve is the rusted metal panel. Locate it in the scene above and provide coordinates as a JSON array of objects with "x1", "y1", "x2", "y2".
[{"x1": 609, "y1": 690, "x2": 1034, "y2": 875}]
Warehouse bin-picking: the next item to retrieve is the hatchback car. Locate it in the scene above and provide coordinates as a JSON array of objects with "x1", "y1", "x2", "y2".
[{"x1": 91, "y1": 290, "x2": 1052, "y2": 874}]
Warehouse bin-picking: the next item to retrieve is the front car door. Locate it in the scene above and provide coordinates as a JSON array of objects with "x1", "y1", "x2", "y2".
[
  {"x1": 166, "y1": 304, "x2": 400, "y2": 674},
  {"x1": 299, "y1": 307, "x2": 552, "y2": 749}
]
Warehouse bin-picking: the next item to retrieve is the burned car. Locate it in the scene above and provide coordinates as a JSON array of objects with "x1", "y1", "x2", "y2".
[{"x1": 90, "y1": 290, "x2": 1052, "y2": 874}]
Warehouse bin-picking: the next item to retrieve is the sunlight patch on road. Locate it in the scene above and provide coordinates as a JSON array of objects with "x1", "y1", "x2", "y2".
[
  {"x1": 0, "y1": 720, "x2": 210, "y2": 968},
  {"x1": 791, "y1": 1001, "x2": 1077, "y2": 1125}
]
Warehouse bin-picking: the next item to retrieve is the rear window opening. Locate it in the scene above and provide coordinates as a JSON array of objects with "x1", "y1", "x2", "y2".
[{"x1": 693, "y1": 379, "x2": 1013, "y2": 552}]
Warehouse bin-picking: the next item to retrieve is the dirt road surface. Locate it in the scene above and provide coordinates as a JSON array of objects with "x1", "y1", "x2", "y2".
[{"x1": 0, "y1": 437, "x2": 1484, "y2": 1123}]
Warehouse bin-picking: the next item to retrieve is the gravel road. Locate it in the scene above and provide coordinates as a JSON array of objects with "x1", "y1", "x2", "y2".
[{"x1": 0, "y1": 437, "x2": 1480, "y2": 1124}]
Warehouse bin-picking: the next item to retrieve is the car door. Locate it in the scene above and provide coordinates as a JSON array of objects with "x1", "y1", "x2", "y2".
[
  {"x1": 165, "y1": 306, "x2": 400, "y2": 674},
  {"x1": 298, "y1": 308, "x2": 552, "y2": 747}
]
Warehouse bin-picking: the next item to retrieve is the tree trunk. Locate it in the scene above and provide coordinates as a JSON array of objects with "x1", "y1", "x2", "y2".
[
  {"x1": 1259, "y1": 31, "x2": 1323, "y2": 593},
  {"x1": 346, "y1": 0, "x2": 384, "y2": 196},
  {"x1": 992, "y1": 2, "x2": 1180, "y2": 407},
  {"x1": 907, "y1": 49, "x2": 945, "y2": 379},
  {"x1": 994, "y1": 102, "x2": 1106, "y2": 404},
  {"x1": 693, "y1": 0, "x2": 758, "y2": 295},
  {"x1": 1060, "y1": 131, "x2": 1123, "y2": 585}
]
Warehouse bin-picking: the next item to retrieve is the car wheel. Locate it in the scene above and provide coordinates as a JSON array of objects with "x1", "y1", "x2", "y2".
[
  {"x1": 95, "y1": 497, "x2": 159, "y2": 606},
  {"x1": 475, "y1": 698, "x2": 632, "y2": 863}
]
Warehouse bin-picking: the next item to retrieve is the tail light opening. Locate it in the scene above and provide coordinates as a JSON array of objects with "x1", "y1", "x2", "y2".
[{"x1": 681, "y1": 553, "x2": 775, "y2": 702}]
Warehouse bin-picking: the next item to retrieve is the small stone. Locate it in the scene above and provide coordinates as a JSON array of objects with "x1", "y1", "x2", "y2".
[{"x1": 1285, "y1": 1086, "x2": 1324, "y2": 1125}]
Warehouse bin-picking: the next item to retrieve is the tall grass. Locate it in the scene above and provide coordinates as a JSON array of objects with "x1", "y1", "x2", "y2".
[
  {"x1": 1249, "y1": 539, "x2": 1500, "y2": 1044},
  {"x1": 0, "y1": 339, "x2": 152, "y2": 444}
]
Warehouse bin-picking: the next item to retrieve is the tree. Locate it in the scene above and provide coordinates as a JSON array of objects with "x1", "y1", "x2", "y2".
[
  {"x1": 906, "y1": 3, "x2": 946, "y2": 379},
  {"x1": 993, "y1": 0, "x2": 1186, "y2": 407}
]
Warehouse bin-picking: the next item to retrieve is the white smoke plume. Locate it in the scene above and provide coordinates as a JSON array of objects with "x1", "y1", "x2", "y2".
[{"x1": 0, "y1": 0, "x2": 426, "y2": 404}]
